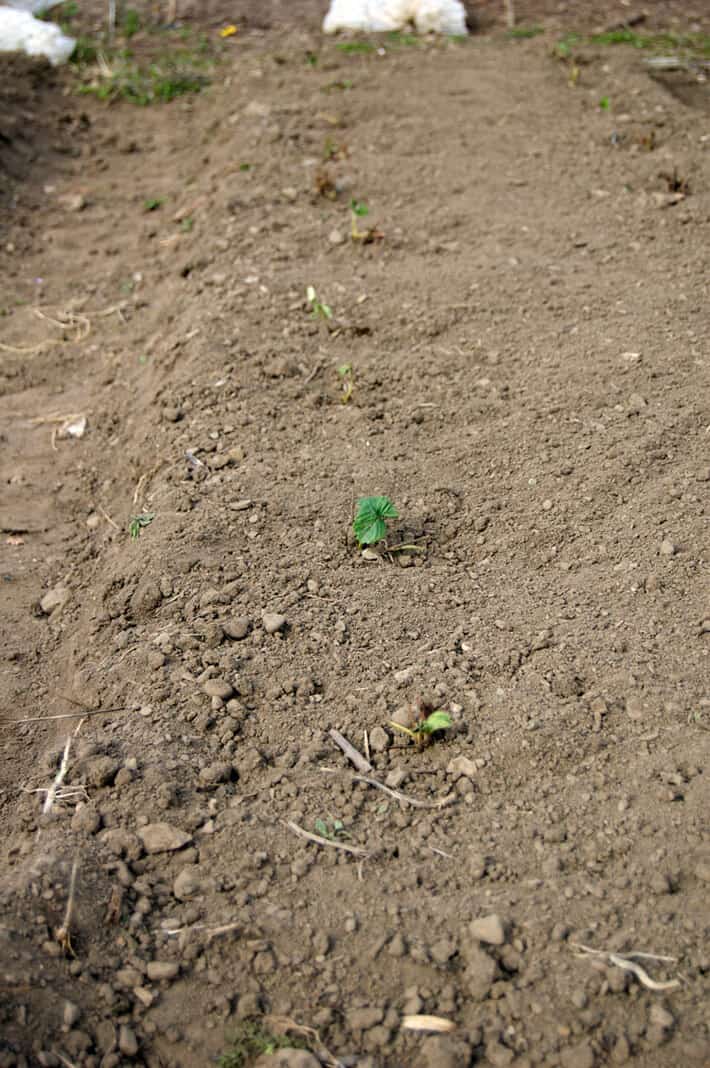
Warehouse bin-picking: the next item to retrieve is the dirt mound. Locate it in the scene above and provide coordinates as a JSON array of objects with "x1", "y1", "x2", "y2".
[{"x1": 1, "y1": 3, "x2": 709, "y2": 1067}]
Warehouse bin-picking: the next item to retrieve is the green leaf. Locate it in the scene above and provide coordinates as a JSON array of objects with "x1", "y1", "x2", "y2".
[
  {"x1": 314, "y1": 819, "x2": 330, "y2": 838},
  {"x1": 353, "y1": 496, "x2": 398, "y2": 547},
  {"x1": 417, "y1": 710, "x2": 452, "y2": 735},
  {"x1": 350, "y1": 199, "x2": 369, "y2": 216},
  {"x1": 129, "y1": 512, "x2": 155, "y2": 539}
]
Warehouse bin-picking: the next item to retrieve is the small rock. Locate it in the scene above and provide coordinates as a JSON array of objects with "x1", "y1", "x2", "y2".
[
  {"x1": 223, "y1": 617, "x2": 252, "y2": 640},
  {"x1": 469, "y1": 914, "x2": 506, "y2": 946},
  {"x1": 63, "y1": 1001, "x2": 80, "y2": 1028},
  {"x1": 420, "y1": 1035, "x2": 472, "y2": 1068},
  {"x1": 138, "y1": 823, "x2": 191, "y2": 854},
  {"x1": 694, "y1": 858, "x2": 710, "y2": 883},
  {"x1": 173, "y1": 866, "x2": 205, "y2": 901},
  {"x1": 199, "y1": 762, "x2": 234, "y2": 786},
  {"x1": 262, "y1": 612, "x2": 287, "y2": 634},
  {"x1": 202, "y1": 678, "x2": 234, "y2": 700},
  {"x1": 660, "y1": 539, "x2": 677, "y2": 556},
  {"x1": 118, "y1": 1024, "x2": 138, "y2": 1057},
  {"x1": 328, "y1": 228, "x2": 344, "y2": 245},
  {"x1": 347, "y1": 1006, "x2": 383, "y2": 1032},
  {"x1": 447, "y1": 755, "x2": 477, "y2": 779},
  {"x1": 649, "y1": 1004, "x2": 674, "y2": 1031},
  {"x1": 560, "y1": 1041, "x2": 595, "y2": 1068},
  {"x1": 115, "y1": 967, "x2": 142, "y2": 989},
  {"x1": 385, "y1": 767, "x2": 406, "y2": 789},
  {"x1": 485, "y1": 1040, "x2": 515, "y2": 1067},
  {"x1": 58, "y1": 193, "x2": 86, "y2": 212},
  {"x1": 388, "y1": 932, "x2": 407, "y2": 958},
  {"x1": 463, "y1": 944, "x2": 497, "y2": 1000},
  {"x1": 146, "y1": 961, "x2": 180, "y2": 982},
  {"x1": 94, "y1": 1020, "x2": 117, "y2": 1053},
  {"x1": 162, "y1": 406, "x2": 183, "y2": 422},
  {"x1": 625, "y1": 695, "x2": 644, "y2": 721},
  {"x1": 40, "y1": 586, "x2": 69, "y2": 615},
  {"x1": 84, "y1": 756, "x2": 120, "y2": 788},
  {"x1": 368, "y1": 725, "x2": 389, "y2": 753},
  {"x1": 253, "y1": 1051, "x2": 320, "y2": 1068},
  {"x1": 71, "y1": 803, "x2": 102, "y2": 835}
]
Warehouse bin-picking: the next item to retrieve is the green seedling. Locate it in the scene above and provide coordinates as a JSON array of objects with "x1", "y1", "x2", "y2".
[
  {"x1": 321, "y1": 79, "x2": 354, "y2": 93},
  {"x1": 314, "y1": 817, "x2": 347, "y2": 840},
  {"x1": 143, "y1": 197, "x2": 164, "y2": 212},
  {"x1": 218, "y1": 1021, "x2": 307, "y2": 1068},
  {"x1": 239, "y1": 162, "x2": 251, "y2": 172},
  {"x1": 337, "y1": 363, "x2": 354, "y2": 404},
  {"x1": 350, "y1": 198, "x2": 368, "y2": 217},
  {"x1": 353, "y1": 496, "x2": 398, "y2": 548},
  {"x1": 122, "y1": 8, "x2": 141, "y2": 38},
  {"x1": 306, "y1": 285, "x2": 333, "y2": 321},
  {"x1": 389, "y1": 709, "x2": 452, "y2": 746},
  {"x1": 336, "y1": 40, "x2": 376, "y2": 55},
  {"x1": 599, "y1": 96, "x2": 610, "y2": 111},
  {"x1": 508, "y1": 25, "x2": 543, "y2": 39},
  {"x1": 129, "y1": 512, "x2": 155, "y2": 539},
  {"x1": 180, "y1": 216, "x2": 194, "y2": 232}
]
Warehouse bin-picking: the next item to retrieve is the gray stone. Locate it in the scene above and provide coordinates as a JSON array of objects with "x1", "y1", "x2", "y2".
[
  {"x1": 173, "y1": 866, "x2": 205, "y2": 901},
  {"x1": 446, "y1": 755, "x2": 477, "y2": 779},
  {"x1": 262, "y1": 612, "x2": 287, "y2": 634},
  {"x1": 463, "y1": 944, "x2": 497, "y2": 1000},
  {"x1": 660, "y1": 539, "x2": 677, "y2": 557},
  {"x1": 199, "y1": 762, "x2": 234, "y2": 786},
  {"x1": 420, "y1": 1035, "x2": 472, "y2": 1068},
  {"x1": 40, "y1": 586, "x2": 69, "y2": 615},
  {"x1": 62, "y1": 1001, "x2": 80, "y2": 1028},
  {"x1": 118, "y1": 1024, "x2": 139, "y2": 1057},
  {"x1": 470, "y1": 913, "x2": 506, "y2": 946},
  {"x1": 253, "y1": 1051, "x2": 321, "y2": 1068},
  {"x1": 71, "y1": 803, "x2": 102, "y2": 835},
  {"x1": 84, "y1": 757, "x2": 120, "y2": 788},
  {"x1": 146, "y1": 961, "x2": 180, "y2": 981},
  {"x1": 560, "y1": 1041, "x2": 595, "y2": 1068},
  {"x1": 223, "y1": 617, "x2": 252, "y2": 640},
  {"x1": 649, "y1": 1004, "x2": 674, "y2": 1031},
  {"x1": 138, "y1": 823, "x2": 191, "y2": 854},
  {"x1": 368, "y1": 725, "x2": 389, "y2": 752},
  {"x1": 202, "y1": 678, "x2": 234, "y2": 700},
  {"x1": 346, "y1": 1006, "x2": 384, "y2": 1031}
]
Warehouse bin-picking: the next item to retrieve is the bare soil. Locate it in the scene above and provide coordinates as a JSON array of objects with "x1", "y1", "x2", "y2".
[{"x1": 1, "y1": 3, "x2": 709, "y2": 1067}]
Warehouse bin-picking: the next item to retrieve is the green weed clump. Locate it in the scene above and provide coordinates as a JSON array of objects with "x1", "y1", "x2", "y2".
[{"x1": 217, "y1": 1021, "x2": 307, "y2": 1068}]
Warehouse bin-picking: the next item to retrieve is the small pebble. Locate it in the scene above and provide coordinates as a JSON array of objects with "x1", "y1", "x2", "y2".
[
  {"x1": 469, "y1": 913, "x2": 506, "y2": 946},
  {"x1": 660, "y1": 539, "x2": 677, "y2": 556},
  {"x1": 262, "y1": 612, "x2": 287, "y2": 634}
]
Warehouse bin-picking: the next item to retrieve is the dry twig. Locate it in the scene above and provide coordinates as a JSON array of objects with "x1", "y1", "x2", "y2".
[
  {"x1": 321, "y1": 767, "x2": 454, "y2": 810},
  {"x1": 55, "y1": 855, "x2": 80, "y2": 956},
  {"x1": 285, "y1": 820, "x2": 369, "y2": 857},
  {"x1": 571, "y1": 942, "x2": 681, "y2": 991},
  {"x1": 329, "y1": 728, "x2": 373, "y2": 774}
]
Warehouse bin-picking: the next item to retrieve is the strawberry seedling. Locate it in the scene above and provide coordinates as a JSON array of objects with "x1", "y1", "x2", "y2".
[
  {"x1": 129, "y1": 512, "x2": 155, "y2": 539},
  {"x1": 306, "y1": 285, "x2": 333, "y2": 320},
  {"x1": 389, "y1": 709, "x2": 452, "y2": 746},
  {"x1": 353, "y1": 496, "x2": 398, "y2": 548},
  {"x1": 337, "y1": 363, "x2": 354, "y2": 404}
]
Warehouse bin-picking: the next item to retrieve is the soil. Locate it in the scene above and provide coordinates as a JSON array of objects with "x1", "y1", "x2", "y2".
[{"x1": 1, "y1": 2, "x2": 709, "y2": 1067}]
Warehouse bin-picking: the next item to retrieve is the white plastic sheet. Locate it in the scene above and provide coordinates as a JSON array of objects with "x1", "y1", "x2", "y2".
[
  {"x1": 0, "y1": 0, "x2": 76, "y2": 65},
  {"x1": 323, "y1": 0, "x2": 467, "y2": 36}
]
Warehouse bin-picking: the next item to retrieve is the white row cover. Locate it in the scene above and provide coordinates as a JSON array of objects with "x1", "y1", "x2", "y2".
[{"x1": 323, "y1": 0, "x2": 467, "y2": 35}]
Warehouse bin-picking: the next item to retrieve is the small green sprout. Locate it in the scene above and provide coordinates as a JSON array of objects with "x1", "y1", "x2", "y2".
[
  {"x1": 350, "y1": 198, "x2": 369, "y2": 217},
  {"x1": 314, "y1": 817, "x2": 347, "y2": 840},
  {"x1": 129, "y1": 512, "x2": 155, "y2": 539},
  {"x1": 239, "y1": 162, "x2": 251, "y2": 172},
  {"x1": 306, "y1": 285, "x2": 333, "y2": 321},
  {"x1": 353, "y1": 496, "x2": 398, "y2": 548},
  {"x1": 337, "y1": 363, "x2": 354, "y2": 404},
  {"x1": 389, "y1": 709, "x2": 452, "y2": 745},
  {"x1": 143, "y1": 197, "x2": 164, "y2": 212},
  {"x1": 599, "y1": 96, "x2": 610, "y2": 110}
]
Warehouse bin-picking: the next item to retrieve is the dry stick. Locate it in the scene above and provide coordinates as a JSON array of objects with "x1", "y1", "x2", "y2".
[
  {"x1": 43, "y1": 720, "x2": 84, "y2": 816},
  {"x1": 328, "y1": 728, "x2": 373, "y2": 774},
  {"x1": 2, "y1": 706, "x2": 137, "y2": 727},
  {"x1": 571, "y1": 943, "x2": 680, "y2": 991},
  {"x1": 322, "y1": 768, "x2": 453, "y2": 810},
  {"x1": 352, "y1": 773, "x2": 453, "y2": 810},
  {"x1": 55, "y1": 855, "x2": 79, "y2": 955},
  {"x1": 285, "y1": 820, "x2": 369, "y2": 858},
  {"x1": 505, "y1": 0, "x2": 515, "y2": 29},
  {"x1": 98, "y1": 505, "x2": 120, "y2": 531}
]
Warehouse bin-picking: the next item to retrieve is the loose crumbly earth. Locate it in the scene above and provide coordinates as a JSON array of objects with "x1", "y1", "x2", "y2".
[{"x1": 1, "y1": 2, "x2": 709, "y2": 1067}]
